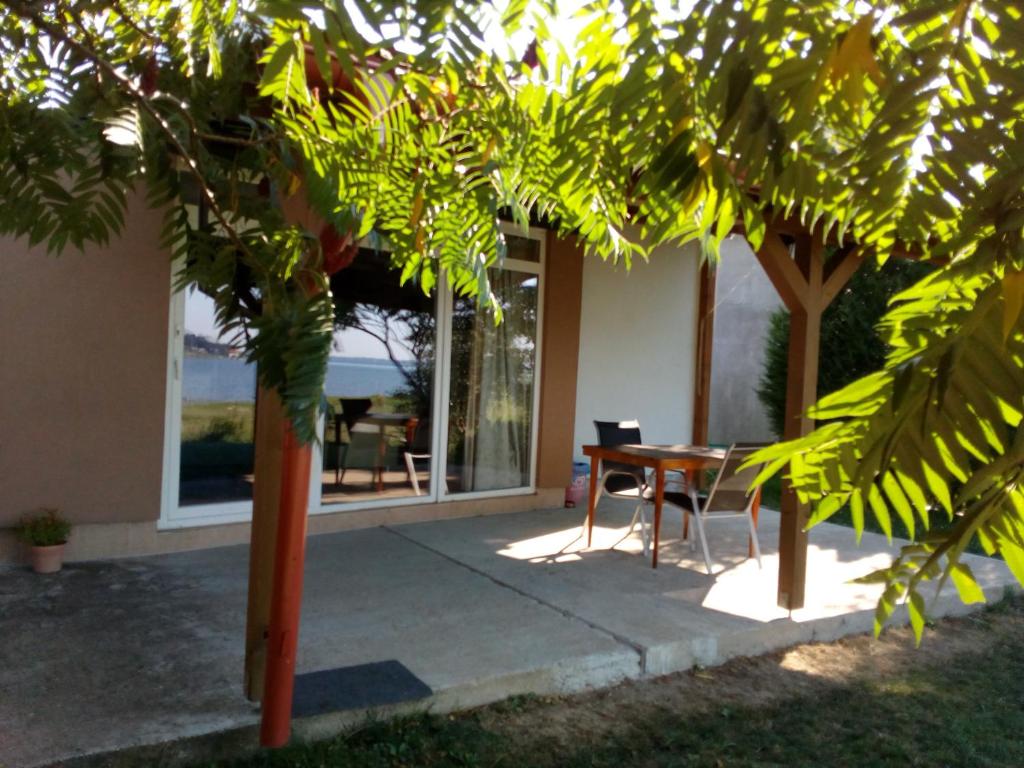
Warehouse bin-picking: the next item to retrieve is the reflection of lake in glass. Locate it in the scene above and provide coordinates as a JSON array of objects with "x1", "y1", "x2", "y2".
[{"x1": 182, "y1": 355, "x2": 412, "y2": 402}]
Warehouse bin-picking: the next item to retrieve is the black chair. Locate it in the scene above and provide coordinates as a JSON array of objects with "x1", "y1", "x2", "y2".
[
  {"x1": 331, "y1": 397, "x2": 373, "y2": 484},
  {"x1": 588, "y1": 420, "x2": 655, "y2": 555}
]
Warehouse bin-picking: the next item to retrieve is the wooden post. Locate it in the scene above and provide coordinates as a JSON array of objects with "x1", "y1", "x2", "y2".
[
  {"x1": 260, "y1": 421, "x2": 314, "y2": 747},
  {"x1": 776, "y1": 234, "x2": 821, "y2": 610},
  {"x1": 244, "y1": 385, "x2": 287, "y2": 702},
  {"x1": 754, "y1": 227, "x2": 863, "y2": 611},
  {"x1": 692, "y1": 260, "x2": 716, "y2": 448},
  {"x1": 687, "y1": 260, "x2": 717, "y2": 542}
]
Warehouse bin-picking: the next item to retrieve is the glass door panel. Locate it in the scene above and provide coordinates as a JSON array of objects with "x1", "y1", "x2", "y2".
[
  {"x1": 321, "y1": 249, "x2": 437, "y2": 505},
  {"x1": 445, "y1": 269, "x2": 539, "y2": 493},
  {"x1": 178, "y1": 288, "x2": 257, "y2": 506}
]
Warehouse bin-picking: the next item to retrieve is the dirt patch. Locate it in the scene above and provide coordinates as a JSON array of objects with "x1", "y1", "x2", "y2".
[{"x1": 475, "y1": 598, "x2": 1024, "y2": 759}]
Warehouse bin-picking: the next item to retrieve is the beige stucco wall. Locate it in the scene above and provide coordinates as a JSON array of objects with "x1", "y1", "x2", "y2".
[
  {"x1": 0, "y1": 487, "x2": 564, "y2": 565},
  {"x1": 0, "y1": 195, "x2": 172, "y2": 529},
  {"x1": 572, "y1": 241, "x2": 701, "y2": 455},
  {"x1": 535, "y1": 231, "x2": 584, "y2": 490}
]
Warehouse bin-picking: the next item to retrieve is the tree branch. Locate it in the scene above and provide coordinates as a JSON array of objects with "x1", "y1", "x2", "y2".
[{"x1": 3, "y1": 0, "x2": 258, "y2": 268}]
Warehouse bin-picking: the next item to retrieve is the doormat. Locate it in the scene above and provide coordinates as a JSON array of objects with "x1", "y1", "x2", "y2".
[{"x1": 292, "y1": 660, "x2": 433, "y2": 718}]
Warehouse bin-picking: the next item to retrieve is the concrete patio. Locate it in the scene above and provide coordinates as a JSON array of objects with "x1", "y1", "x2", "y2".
[{"x1": 0, "y1": 500, "x2": 1016, "y2": 768}]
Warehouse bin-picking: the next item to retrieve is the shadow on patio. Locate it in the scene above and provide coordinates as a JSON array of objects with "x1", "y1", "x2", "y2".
[{"x1": 0, "y1": 502, "x2": 1014, "y2": 767}]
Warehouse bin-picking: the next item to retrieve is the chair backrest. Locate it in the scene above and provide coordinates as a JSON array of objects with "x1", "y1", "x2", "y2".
[
  {"x1": 339, "y1": 397, "x2": 373, "y2": 431},
  {"x1": 407, "y1": 417, "x2": 432, "y2": 453},
  {"x1": 594, "y1": 420, "x2": 645, "y2": 482},
  {"x1": 704, "y1": 443, "x2": 768, "y2": 514}
]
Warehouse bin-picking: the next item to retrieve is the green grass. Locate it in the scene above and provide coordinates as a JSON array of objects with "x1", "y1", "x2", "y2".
[
  {"x1": 194, "y1": 598, "x2": 1024, "y2": 768},
  {"x1": 182, "y1": 401, "x2": 255, "y2": 443}
]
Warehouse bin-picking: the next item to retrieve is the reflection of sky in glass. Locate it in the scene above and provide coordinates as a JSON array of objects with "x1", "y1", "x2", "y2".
[
  {"x1": 185, "y1": 289, "x2": 414, "y2": 360},
  {"x1": 330, "y1": 314, "x2": 418, "y2": 361},
  {"x1": 184, "y1": 288, "x2": 236, "y2": 346}
]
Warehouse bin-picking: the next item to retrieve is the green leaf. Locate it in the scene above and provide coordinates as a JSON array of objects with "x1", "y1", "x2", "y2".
[
  {"x1": 949, "y1": 562, "x2": 986, "y2": 605},
  {"x1": 907, "y1": 590, "x2": 927, "y2": 645}
]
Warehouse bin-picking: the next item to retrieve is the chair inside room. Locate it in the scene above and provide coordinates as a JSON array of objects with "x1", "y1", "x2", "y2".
[
  {"x1": 402, "y1": 418, "x2": 432, "y2": 496},
  {"x1": 331, "y1": 397, "x2": 373, "y2": 484},
  {"x1": 664, "y1": 443, "x2": 767, "y2": 575}
]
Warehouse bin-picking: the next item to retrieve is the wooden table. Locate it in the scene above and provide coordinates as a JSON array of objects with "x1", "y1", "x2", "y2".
[
  {"x1": 581, "y1": 444, "x2": 726, "y2": 568},
  {"x1": 332, "y1": 412, "x2": 418, "y2": 491}
]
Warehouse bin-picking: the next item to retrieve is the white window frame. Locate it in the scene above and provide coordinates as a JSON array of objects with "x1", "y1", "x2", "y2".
[
  {"x1": 435, "y1": 223, "x2": 546, "y2": 501},
  {"x1": 159, "y1": 284, "x2": 257, "y2": 529},
  {"x1": 159, "y1": 224, "x2": 546, "y2": 528},
  {"x1": 309, "y1": 286, "x2": 445, "y2": 515}
]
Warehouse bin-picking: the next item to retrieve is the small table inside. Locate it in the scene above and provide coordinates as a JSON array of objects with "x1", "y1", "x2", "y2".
[
  {"x1": 581, "y1": 443, "x2": 727, "y2": 568},
  {"x1": 332, "y1": 412, "x2": 418, "y2": 492}
]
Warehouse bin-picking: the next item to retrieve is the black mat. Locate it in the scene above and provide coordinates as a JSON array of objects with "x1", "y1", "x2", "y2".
[{"x1": 292, "y1": 660, "x2": 433, "y2": 718}]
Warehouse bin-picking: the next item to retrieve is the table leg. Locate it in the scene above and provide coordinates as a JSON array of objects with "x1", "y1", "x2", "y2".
[
  {"x1": 652, "y1": 466, "x2": 665, "y2": 568},
  {"x1": 334, "y1": 415, "x2": 342, "y2": 485},
  {"x1": 682, "y1": 472, "x2": 690, "y2": 541},
  {"x1": 376, "y1": 425, "x2": 386, "y2": 492},
  {"x1": 749, "y1": 486, "x2": 762, "y2": 558},
  {"x1": 586, "y1": 455, "x2": 600, "y2": 547}
]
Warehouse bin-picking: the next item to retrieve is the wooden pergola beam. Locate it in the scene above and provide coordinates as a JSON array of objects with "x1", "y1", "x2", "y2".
[
  {"x1": 733, "y1": 208, "x2": 927, "y2": 263},
  {"x1": 754, "y1": 229, "x2": 808, "y2": 313},
  {"x1": 749, "y1": 227, "x2": 864, "y2": 611},
  {"x1": 822, "y1": 247, "x2": 864, "y2": 307}
]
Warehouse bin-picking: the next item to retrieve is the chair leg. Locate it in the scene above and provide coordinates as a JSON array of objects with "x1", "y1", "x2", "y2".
[
  {"x1": 581, "y1": 483, "x2": 606, "y2": 539},
  {"x1": 635, "y1": 504, "x2": 650, "y2": 556},
  {"x1": 683, "y1": 514, "x2": 689, "y2": 541},
  {"x1": 404, "y1": 453, "x2": 421, "y2": 496},
  {"x1": 627, "y1": 504, "x2": 641, "y2": 535},
  {"x1": 690, "y1": 512, "x2": 714, "y2": 575},
  {"x1": 625, "y1": 504, "x2": 645, "y2": 554},
  {"x1": 338, "y1": 445, "x2": 349, "y2": 485},
  {"x1": 746, "y1": 509, "x2": 762, "y2": 568}
]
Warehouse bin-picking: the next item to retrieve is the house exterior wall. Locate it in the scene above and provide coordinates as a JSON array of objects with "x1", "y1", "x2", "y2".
[
  {"x1": 0, "y1": 196, "x2": 172, "y2": 530},
  {"x1": 572, "y1": 241, "x2": 701, "y2": 457},
  {"x1": 706, "y1": 235, "x2": 781, "y2": 445},
  {"x1": 0, "y1": 211, "x2": 583, "y2": 563},
  {"x1": 535, "y1": 232, "x2": 584, "y2": 490}
]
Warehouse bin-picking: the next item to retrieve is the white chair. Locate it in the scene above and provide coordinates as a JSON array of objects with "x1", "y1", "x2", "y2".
[
  {"x1": 664, "y1": 443, "x2": 766, "y2": 574},
  {"x1": 402, "y1": 418, "x2": 431, "y2": 496}
]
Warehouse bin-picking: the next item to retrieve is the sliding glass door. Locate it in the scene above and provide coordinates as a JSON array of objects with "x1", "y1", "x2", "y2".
[
  {"x1": 441, "y1": 234, "x2": 543, "y2": 497},
  {"x1": 162, "y1": 227, "x2": 544, "y2": 527},
  {"x1": 316, "y1": 247, "x2": 438, "y2": 509},
  {"x1": 444, "y1": 268, "x2": 540, "y2": 493}
]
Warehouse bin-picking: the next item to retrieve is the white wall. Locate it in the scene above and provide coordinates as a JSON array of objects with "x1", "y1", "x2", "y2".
[
  {"x1": 572, "y1": 242, "x2": 700, "y2": 458},
  {"x1": 707, "y1": 236, "x2": 782, "y2": 444}
]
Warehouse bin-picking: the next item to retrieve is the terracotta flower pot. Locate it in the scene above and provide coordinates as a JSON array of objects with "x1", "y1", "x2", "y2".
[{"x1": 30, "y1": 543, "x2": 66, "y2": 574}]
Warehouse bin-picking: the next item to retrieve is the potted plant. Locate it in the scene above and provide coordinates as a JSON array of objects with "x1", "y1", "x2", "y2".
[{"x1": 16, "y1": 508, "x2": 71, "y2": 574}]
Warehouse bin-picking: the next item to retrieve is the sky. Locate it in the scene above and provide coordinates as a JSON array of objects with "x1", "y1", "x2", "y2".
[{"x1": 184, "y1": 288, "x2": 406, "y2": 359}]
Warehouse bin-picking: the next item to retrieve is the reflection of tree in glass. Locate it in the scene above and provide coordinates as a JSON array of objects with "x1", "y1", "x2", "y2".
[
  {"x1": 333, "y1": 299, "x2": 436, "y2": 416},
  {"x1": 447, "y1": 271, "x2": 538, "y2": 473}
]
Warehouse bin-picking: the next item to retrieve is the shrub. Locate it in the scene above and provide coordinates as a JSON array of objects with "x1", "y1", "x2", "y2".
[
  {"x1": 198, "y1": 416, "x2": 246, "y2": 443},
  {"x1": 16, "y1": 508, "x2": 71, "y2": 547}
]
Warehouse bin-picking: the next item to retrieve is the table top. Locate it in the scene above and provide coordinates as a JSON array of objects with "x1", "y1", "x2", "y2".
[
  {"x1": 362, "y1": 413, "x2": 417, "y2": 425},
  {"x1": 331, "y1": 411, "x2": 416, "y2": 425},
  {"x1": 581, "y1": 443, "x2": 726, "y2": 469}
]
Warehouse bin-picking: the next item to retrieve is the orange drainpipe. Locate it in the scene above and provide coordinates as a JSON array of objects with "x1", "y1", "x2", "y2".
[{"x1": 259, "y1": 420, "x2": 314, "y2": 747}]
